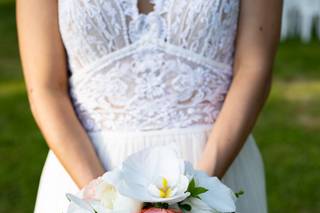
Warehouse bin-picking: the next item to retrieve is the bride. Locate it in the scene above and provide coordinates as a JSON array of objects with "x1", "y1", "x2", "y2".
[{"x1": 16, "y1": 0, "x2": 282, "y2": 212}]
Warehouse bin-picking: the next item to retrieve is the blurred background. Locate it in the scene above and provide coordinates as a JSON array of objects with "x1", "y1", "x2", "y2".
[{"x1": 0, "y1": 0, "x2": 319, "y2": 212}]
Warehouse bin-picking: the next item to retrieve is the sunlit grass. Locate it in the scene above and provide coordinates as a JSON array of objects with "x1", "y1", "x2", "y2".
[
  {"x1": 280, "y1": 80, "x2": 320, "y2": 102},
  {"x1": 254, "y1": 78, "x2": 320, "y2": 212},
  {"x1": 0, "y1": 81, "x2": 25, "y2": 97}
]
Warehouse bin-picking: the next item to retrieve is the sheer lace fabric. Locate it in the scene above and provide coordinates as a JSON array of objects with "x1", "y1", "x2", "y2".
[{"x1": 58, "y1": 0, "x2": 240, "y2": 132}]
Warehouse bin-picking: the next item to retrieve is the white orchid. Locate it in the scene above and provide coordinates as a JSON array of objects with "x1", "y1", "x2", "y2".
[
  {"x1": 67, "y1": 193, "x2": 110, "y2": 213},
  {"x1": 66, "y1": 145, "x2": 238, "y2": 213},
  {"x1": 114, "y1": 144, "x2": 190, "y2": 204},
  {"x1": 181, "y1": 197, "x2": 219, "y2": 213},
  {"x1": 184, "y1": 162, "x2": 237, "y2": 213},
  {"x1": 66, "y1": 170, "x2": 142, "y2": 213}
]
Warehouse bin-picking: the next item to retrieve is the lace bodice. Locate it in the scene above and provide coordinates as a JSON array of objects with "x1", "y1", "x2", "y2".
[{"x1": 58, "y1": 0, "x2": 240, "y2": 132}]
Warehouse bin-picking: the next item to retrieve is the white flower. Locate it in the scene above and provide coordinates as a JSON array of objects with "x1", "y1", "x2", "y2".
[
  {"x1": 66, "y1": 193, "x2": 97, "y2": 213},
  {"x1": 67, "y1": 146, "x2": 237, "y2": 213},
  {"x1": 181, "y1": 197, "x2": 219, "y2": 213},
  {"x1": 114, "y1": 144, "x2": 190, "y2": 204},
  {"x1": 67, "y1": 171, "x2": 142, "y2": 213},
  {"x1": 184, "y1": 162, "x2": 237, "y2": 213}
]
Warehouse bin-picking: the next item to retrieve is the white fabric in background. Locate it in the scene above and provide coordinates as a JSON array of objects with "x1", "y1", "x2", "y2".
[{"x1": 281, "y1": 0, "x2": 320, "y2": 42}]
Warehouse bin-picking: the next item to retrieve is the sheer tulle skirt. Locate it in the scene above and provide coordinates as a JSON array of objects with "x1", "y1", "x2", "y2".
[{"x1": 34, "y1": 125, "x2": 268, "y2": 213}]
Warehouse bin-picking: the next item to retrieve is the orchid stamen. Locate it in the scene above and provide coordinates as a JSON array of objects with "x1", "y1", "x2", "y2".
[{"x1": 159, "y1": 177, "x2": 172, "y2": 198}]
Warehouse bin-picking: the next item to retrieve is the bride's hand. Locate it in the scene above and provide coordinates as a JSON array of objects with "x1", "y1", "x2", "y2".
[{"x1": 82, "y1": 176, "x2": 104, "y2": 200}]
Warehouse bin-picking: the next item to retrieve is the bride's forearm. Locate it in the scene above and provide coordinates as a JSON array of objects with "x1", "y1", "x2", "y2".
[
  {"x1": 196, "y1": 0, "x2": 282, "y2": 178},
  {"x1": 28, "y1": 87, "x2": 105, "y2": 188},
  {"x1": 16, "y1": 0, "x2": 105, "y2": 189},
  {"x1": 196, "y1": 67, "x2": 272, "y2": 178}
]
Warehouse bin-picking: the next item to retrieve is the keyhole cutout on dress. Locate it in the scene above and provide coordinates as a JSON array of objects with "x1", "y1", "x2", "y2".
[{"x1": 137, "y1": 0, "x2": 155, "y2": 15}]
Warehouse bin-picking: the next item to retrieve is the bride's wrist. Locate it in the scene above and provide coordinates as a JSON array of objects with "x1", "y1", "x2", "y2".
[
  {"x1": 77, "y1": 168, "x2": 106, "y2": 189},
  {"x1": 196, "y1": 141, "x2": 219, "y2": 177},
  {"x1": 195, "y1": 160, "x2": 215, "y2": 177}
]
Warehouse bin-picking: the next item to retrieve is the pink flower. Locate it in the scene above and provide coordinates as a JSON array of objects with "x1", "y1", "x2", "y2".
[{"x1": 141, "y1": 208, "x2": 182, "y2": 213}]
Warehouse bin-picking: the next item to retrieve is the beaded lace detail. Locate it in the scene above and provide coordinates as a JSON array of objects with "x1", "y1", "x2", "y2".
[{"x1": 58, "y1": 0, "x2": 240, "y2": 132}]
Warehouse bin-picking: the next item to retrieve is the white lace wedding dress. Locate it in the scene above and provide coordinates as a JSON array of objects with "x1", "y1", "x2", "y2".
[{"x1": 34, "y1": 0, "x2": 268, "y2": 212}]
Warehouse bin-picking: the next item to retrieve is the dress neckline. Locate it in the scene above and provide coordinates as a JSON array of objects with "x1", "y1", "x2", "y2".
[
  {"x1": 119, "y1": 0, "x2": 170, "y2": 43},
  {"x1": 136, "y1": 0, "x2": 156, "y2": 15},
  {"x1": 120, "y1": 0, "x2": 169, "y2": 19}
]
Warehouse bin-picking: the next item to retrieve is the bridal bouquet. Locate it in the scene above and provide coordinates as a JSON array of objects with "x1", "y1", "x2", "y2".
[{"x1": 66, "y1": 145, "x2": 243, "y2": 213}]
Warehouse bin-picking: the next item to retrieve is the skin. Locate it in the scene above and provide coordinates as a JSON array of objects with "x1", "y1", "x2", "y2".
[
  {"x1": 16, "y1": 0, "x2": 282, "y2": 189},
  {"x1": 196, "y1": 0, "x2": 283, "y2": 178},
  {"x1": 16, "y1": 0, "x2": 105, "y2": 188},
  {"x1": 138, "y1": 0, "x2": 154, "y2": 14}
]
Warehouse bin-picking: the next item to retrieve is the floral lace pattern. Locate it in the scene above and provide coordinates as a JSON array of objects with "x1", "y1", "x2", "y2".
[{"x1": 58, "y1": 0, "x2": 240, "y2": 132}]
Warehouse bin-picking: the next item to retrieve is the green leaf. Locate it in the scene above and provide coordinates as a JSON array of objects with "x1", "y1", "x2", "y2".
[
  {"x1": 235, "y1": 190, "x2": 244, "y2": 198},
  {"x1": 186, "y1": 178, "x2": 209, "y2": 199},
  {"x1": 187, "y1": 178, "x2": 196, "y2": 192},
  {"x1": 178, "y1": 203, "x2": 192, "y2": 211},
  {"x1": 154, "y1": 202, "x2": 169, "y2": 209},
  {"x1": 192, "y1": 186, "x2": 208, "y2": 196}
]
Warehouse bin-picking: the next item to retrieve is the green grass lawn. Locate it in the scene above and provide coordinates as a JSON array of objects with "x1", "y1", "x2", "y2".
[{"x1": 0, "y1": 1, "x2": 320, "y2": 212}]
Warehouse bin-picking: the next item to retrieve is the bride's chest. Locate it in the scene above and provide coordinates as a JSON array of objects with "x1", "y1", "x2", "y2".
[{"x1": 58, "y1": 0, "x2": 240, "y2": 69}]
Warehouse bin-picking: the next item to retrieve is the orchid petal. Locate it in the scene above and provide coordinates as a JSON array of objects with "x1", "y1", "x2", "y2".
[{"x1": 194, "y1": 172, "x2": 237, "y2": 212}]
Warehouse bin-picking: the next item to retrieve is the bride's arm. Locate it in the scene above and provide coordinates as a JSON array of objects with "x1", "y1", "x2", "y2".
[
  {"x1": 16, "y1": 0, "x2": 105, "y2": 188},
  {"x1": 196, "y1": 0, "x2": 283, "y2": 178}
]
